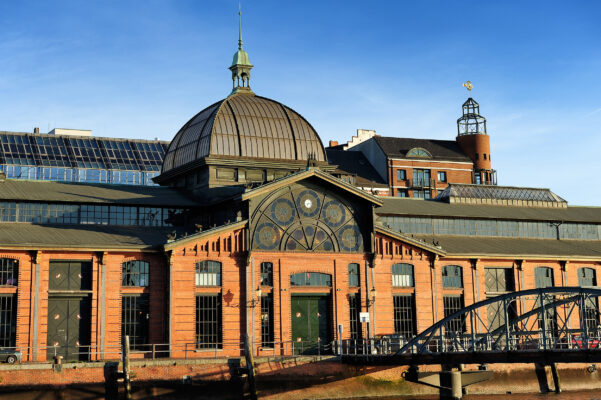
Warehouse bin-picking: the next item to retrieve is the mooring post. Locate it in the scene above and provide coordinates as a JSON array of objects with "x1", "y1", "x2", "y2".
[
  {"x1": 123, "y1": 335, "x2": 132, "y2": 400},
  {"x1": 550, "y1": 363, "x2": 561, "y2": 393},
  {"x1": 450, "y1": 370, "x2": 462, "y2": 400}
]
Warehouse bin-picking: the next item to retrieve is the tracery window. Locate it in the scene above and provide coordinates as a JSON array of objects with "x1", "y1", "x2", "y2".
[{"x1": 252, "y1": 185, "x2": 363, "y2": 253}]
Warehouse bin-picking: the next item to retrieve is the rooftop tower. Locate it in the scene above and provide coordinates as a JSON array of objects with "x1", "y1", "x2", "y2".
[{"x1": 455, "y1": 81, "x2": 497, "y2": 185}]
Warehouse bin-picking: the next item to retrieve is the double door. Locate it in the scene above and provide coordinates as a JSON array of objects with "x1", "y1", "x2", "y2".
[
  {"x1": 291, "y1": 295, "x2": 330, "y2": 354},
  {"x1": 47, "y1": 296, "x2": 91, "y2": 361},
  {"x1": 47, "y1": 261, "x2": 92, "y2": 361}
]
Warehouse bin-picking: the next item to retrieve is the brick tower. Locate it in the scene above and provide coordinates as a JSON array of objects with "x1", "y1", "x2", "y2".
[{"x1": 456, "y1": 97, "x2": 497, "y2": 185}]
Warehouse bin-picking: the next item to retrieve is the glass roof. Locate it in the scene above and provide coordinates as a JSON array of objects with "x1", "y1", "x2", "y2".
[
  {"x1": 437, "y1": 184, "x2": 566, "y2": 204},
  {"x1": 0, "y1": 132, "x2": 168, "y2": 172}
]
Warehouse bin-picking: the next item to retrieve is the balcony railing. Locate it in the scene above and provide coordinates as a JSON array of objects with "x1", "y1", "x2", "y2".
[{"x1": 407, "y1": 178, "x2": 436, "y2": 189}]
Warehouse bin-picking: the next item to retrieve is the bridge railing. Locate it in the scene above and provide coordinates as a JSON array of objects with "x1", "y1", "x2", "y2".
[{"x1": 339, "y1": 288, "x2": 601, "y2": 357}]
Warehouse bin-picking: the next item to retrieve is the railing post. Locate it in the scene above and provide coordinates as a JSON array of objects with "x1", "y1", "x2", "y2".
[
  {"x1": 470, "y1": 310, "x2": 476, "y2": 351},
  {"x1": 541, "y1": 293, "x2": 548, "y2": 350},
  {"x1": 581, "y1": 293, "x2": 589, "y2": 350},
  {"x1": 503, "y1": 298, "x2": 511, "y2": 351},
  {"x1": 152, "y1": 344, "x2": 156, "y2": 360}
]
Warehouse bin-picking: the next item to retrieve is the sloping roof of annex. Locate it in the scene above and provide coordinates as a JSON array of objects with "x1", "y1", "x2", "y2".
[
  {"x1": 0, "y1": 179, "x2": 199, "y2": 207},
  {"x1": 0, "y1": 223, "x2": 173, "y2": 250},
  {"x1": 376, "y1": 197, "x2": 601, "y2": 224},
  {"x1": 409, "y1": 234, "x2": 601, "y2": 260}
]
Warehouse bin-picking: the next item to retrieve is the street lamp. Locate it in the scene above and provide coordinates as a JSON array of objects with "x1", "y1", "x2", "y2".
[{"x1": 368, "y1": 287, "x2": 377, "y2": 306}]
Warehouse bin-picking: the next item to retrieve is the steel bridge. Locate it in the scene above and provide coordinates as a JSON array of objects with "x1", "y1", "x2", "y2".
[{"x1": 341, "y1": 287, "x2": 601, "y2": 366}]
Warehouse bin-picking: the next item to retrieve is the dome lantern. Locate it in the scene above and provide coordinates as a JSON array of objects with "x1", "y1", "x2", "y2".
[{"x1": 229, "y1": 6, "x2": 253, "y2": 94}]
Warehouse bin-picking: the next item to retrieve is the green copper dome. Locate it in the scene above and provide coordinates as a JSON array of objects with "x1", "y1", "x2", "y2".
[{"x1": 231, "y1": 49, "x2": 251, "y2": 67}]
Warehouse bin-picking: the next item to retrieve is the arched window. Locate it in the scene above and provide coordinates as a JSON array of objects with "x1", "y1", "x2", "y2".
[
  {"x1": 392, "y1": 263, "x2": 414, "y2": 287},
  {"x1": 260, "y1": 262, "x2": 273, "y2": 286},
  {"x1": 122, "y1": 260, "x2": 149, "y2": 287},
  {"x1": 578, "y1": 267, "x2": 597, "y2": 287},
  {"x1": 534, "y1": 267, "x2": 554, "y2": 288},
  {"x1": 196, "y1": 261, "x2": 221, "y2": 286},
  {"x1": 348, "y1": 263, "x2": 360, "y2": 287},
  {"x1": 406, "y1": 147, "x2": 432, "y2": 158},
  {"x1": 442, "y1": 265, "x2": 462, "y2": 288},
  {"x1": 0, "y1": 259, "x2": 18, "y2": 286},
  {"x1": 290, "y1": 272, "x2": 332, "y2": 287}
]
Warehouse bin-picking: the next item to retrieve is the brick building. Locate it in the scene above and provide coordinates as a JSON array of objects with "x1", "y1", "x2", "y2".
[
  {"x1": 0, "y1": 25, "x2": 599, "y2": 364},
  {"x1": 327, "y1": 97, "x2": 497, "y2": 198}
]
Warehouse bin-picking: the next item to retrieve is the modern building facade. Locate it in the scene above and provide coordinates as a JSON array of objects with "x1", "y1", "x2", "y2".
[{"x1": 0, "y1": 23, "x2": 598, "y2": 364}]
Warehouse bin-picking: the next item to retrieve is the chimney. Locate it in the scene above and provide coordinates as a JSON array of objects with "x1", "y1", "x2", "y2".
[
  {"x1": 33, "y1": 127, "x2": 40, "y2": 134},
  {"x1": 329, "y1": 140, "x2": 339, "y2": 147}
]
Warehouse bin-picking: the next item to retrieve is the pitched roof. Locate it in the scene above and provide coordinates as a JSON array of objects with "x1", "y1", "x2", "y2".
[
  {"x1": 163, "y1": 220, "x2": 247, "y2": 250},
  {"x1": 326, "y1": 149, "x2": 387, "y2": 188},
  {"x1": 0, "y1": 223, "x2": 172, "y2": 250},
  {"x1": 373, "y1": 136, "x2": 472, "y2": 162},
  {"x1": 412, "y1": 234, "x2": 601, "y2": 260},
  {"x1": 240, "y1": 168, "x2": 383, "y2": 206},
  {"x1": 376, "y1": 197, "x2": 601, "y2": 223},
  {"x1": 375, "y1": 225, "x2": 446, "y2": 256},
  {"x1": 0, "y1": 179, "x2": 199, "y2": 207}
]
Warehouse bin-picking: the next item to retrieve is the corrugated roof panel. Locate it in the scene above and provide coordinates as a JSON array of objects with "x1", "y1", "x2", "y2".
[
  {"x1": 0, "y1": 179, "x2": 199, "y2": 206},
  {"x1": 377, "y1": 197, "x2": 601, "y2": 223}
]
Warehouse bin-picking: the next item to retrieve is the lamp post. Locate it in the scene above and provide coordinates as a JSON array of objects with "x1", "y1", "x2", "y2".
[{"x1": 368, "y1": 288, "x2": 377, "y2": 341}]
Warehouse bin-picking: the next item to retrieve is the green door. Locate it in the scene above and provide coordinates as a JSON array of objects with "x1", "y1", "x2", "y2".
[
  {"x1": 47, "y1": 261, "x2": 92, "y2": 362},
  {"x1": 47, "y1": 296, "x2": 91, "y2": 361},
  {"x1": 291, "y1": 295, "x2": 330, "y2": 355}
]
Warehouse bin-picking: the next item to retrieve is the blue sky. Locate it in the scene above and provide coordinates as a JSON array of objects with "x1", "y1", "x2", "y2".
[{"x1": 0, "y1": 1, "x2": 600, "y2": 204}]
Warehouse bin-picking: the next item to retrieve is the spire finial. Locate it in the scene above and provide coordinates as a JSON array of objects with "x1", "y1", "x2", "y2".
[
  {"x1": 229, "y1": 2, "x2": 253, "y2": 94},
  {"x1": 238, "y1": 3, "x2": 243, "y2": 50},
  {"x1": 462, "y1": 80, "x2": 473, "y2": 92}
]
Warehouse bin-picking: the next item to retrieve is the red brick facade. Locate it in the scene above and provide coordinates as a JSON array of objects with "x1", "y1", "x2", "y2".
[{"x1": 3, "y1": 221, "x2": 596, "y2": 362}]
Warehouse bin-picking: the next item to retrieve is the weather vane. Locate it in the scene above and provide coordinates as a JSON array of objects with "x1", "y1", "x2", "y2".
[{"x1": 462, "y1": 81, "x2": 473, "y2": 92}]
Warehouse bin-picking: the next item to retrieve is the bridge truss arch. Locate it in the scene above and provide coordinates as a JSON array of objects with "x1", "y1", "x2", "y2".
[{"x1": 397, "y1": 287, "x2": 601, "y2": 356}]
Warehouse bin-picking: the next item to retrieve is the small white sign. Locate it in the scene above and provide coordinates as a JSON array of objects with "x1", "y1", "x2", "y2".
[{"x1": 360, "y1": 312, "x2": 370, "y2": 323}]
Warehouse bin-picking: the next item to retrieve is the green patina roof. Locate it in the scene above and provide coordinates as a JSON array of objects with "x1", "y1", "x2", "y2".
[{"x1": 231, "y1": 49, "x2": 251, "y2": 67}]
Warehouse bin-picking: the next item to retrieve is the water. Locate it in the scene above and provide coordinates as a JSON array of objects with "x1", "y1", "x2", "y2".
[{"x1": 1, "y1": 387, "x2": 601, "y2": 400}]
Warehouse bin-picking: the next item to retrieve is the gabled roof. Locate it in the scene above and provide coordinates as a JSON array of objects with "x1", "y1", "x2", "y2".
[
  {"x1": 240, "y1": 168, "x2": 383, "y2": 206},
  {"x1": 163, "y1": 220, "x2": 247, "y2": 250},
  {"x1": 0, "y1": 179, "x2": 199, "y2": 207},
  {"x1": 326, "y1": 149, "x2": 387, "y2": 188},
  {"x1": 373, "y1": 136, "x2": 472, "y2": 162},
  {"x1": 375, "y1": 225, "x2": 447, "y2": 256}
]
